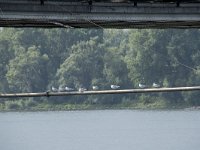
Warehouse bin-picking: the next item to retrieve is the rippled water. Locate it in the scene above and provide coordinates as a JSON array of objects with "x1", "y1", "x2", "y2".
[{"x1": 0, "y1": 110, "x2": 200, "y2": 150}]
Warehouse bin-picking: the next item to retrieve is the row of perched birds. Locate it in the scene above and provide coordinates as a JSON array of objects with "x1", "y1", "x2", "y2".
[
  {"x1": 51, "y1": 83, "x2": 160, "y2": 92},
  {"x1": 139, "y1": 82, "x2": 160, "y2": 88},
  {"x1": 51, "y1": 84, "x2": 120, "y2": 92}
]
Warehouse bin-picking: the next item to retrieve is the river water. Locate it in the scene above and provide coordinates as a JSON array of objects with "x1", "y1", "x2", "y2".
[{"x1": 0, "y1": 110, "x2": 200, "y2": 150}]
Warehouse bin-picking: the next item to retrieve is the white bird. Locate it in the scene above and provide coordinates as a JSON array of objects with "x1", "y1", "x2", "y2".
[
  {"x1": 65, "y1": 86, "x2": 74, "y2": 91},
  {"x1": 139, "y1": 83, "x2": 146, "y2": 88},
  {"x1": 51, "y1": 86, "x2": 58, "y2": 92},
  {"x1": 78, "y1": 88, "x2": 87, "y2": 92},
  {"x1": 92, "y1": 86, "x2": 99, "y2": 90},
  {"x1": 58, "y1": 86, "x2": 65, "y2": 92},
  {"x1": 111, "y1": 85, "x2": 120, "y2": 89},
  {"x1": 152, "y1": 83, "x2": 160, "y2": 88}
]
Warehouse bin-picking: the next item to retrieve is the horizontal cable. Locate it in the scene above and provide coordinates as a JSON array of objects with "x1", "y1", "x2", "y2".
[{"x1": 1, "y1": 86, "x2": 200, "y2": 99}]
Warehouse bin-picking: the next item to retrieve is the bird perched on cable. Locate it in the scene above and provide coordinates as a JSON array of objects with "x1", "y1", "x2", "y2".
[
  {"x1": 92, "y1": 86, "x2": 99, "y2": 90},
  {"x1": 152, "y1": 83, "x2": 160, "y2": 88},
  {"x1": 111, "y1": 85, "x2": 120, "y2": 90},
  {"x1": 65, "y1": 86, "x2": 74, "y2": 91},
  {"x1": 79, "y1": 88, "x2": 87, "y2": 93},
  {"x1": 139, "y1": 83, "x2": 146, "y2": 88},
  {"x1": 51, "y1": 86, "x2": 58, "y2": 92},
  {"x1": 58, "y1": 86, "x2": 65, "y2": 92}
]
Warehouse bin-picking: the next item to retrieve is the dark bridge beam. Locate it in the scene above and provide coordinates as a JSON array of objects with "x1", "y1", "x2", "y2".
[{"x1": 0, "y1": 1, "x2": 200, "y2": 28}]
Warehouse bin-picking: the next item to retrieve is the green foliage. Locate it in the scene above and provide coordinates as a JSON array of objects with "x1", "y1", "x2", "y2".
[
  {"x1": 0, "y1": 28, "x2": 200, "y2": 111},
  {"x1": 0, "y1": 40, "x2": 14, "y2": 93},
  {"x1": 5, "y1": 100, "x2": 22, "y2": 110},
  {"x1": 56, "y1": 38, "x2": 104, "y2": 89},
  {"x1": 6, "y1": 46, "x2": 49, "y2": 92}
]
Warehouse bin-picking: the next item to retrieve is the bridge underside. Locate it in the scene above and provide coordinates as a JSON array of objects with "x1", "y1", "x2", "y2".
[{"x1": 0, "y1": 0, "x2": 200, "y2": 28}]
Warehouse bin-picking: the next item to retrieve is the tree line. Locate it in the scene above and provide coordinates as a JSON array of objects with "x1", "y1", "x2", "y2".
[{"x1": 0, "y1": 28, "x2": 200, "y2": 110}]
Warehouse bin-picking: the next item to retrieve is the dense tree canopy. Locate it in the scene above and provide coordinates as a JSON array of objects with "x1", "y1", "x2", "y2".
[{"x1": 0, "y1": 28, "x2": 200, "y2": 110}]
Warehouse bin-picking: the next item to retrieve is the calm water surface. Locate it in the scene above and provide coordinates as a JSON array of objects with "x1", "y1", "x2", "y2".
[{"x1": 0, "y1": 110, "x2": 200, "y2": 150}]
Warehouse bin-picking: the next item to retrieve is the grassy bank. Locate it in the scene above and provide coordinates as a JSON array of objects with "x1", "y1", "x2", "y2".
[{"x1": 0, "y1": 98, "x2": 192, "y2": 112}]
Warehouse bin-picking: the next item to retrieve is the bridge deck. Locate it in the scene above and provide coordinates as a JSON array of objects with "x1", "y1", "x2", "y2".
[{"x1": 0, "y1": 0, "x2": 200, "y2": 28}]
